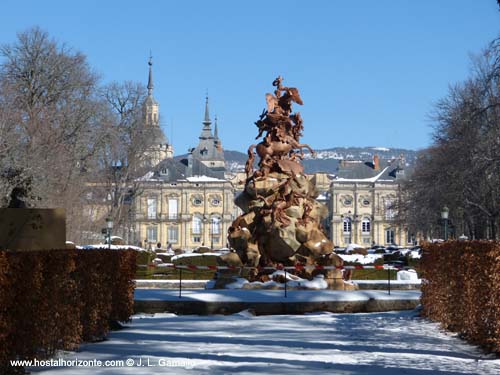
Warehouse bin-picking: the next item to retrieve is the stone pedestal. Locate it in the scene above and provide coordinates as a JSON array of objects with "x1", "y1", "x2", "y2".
[{"x1": 0, "y1": 208, "x2": 66, "y2": 250}]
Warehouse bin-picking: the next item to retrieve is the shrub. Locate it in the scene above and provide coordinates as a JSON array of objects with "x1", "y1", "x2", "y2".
[
  {"x1": 421, "y1": 241, "x2": 500, "y2": 353},
  {"x1": 136, "y1": 250, "x2": 156, "y2": 266},
  {"x1": 0, "y1": 248, "x2": 137, "y2": 373}
]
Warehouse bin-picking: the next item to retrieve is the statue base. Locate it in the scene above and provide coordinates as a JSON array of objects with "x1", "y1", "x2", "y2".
[{"x1": 0, "y1": 208, "x2": 66, "y2": 251}]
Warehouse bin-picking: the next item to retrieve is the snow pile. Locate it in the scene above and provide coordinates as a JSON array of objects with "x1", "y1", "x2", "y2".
[
  {"x1": 397, "y1": 269, "x2": 419, "y2": 281},
  {"x1": 338, "y1": 253, "x2": 383, "y2": 264},
  {"x1": 222, "y1": 278, "x2": 248, "y2": 289},
  {"x1": 216, "y1": 271, "x2": 328, "y2": 290},
  {"x1": 77, "y1": 245, "x2": 146, "y2": 251},
  {"x1": 156, "y1": 251, "x2": 175, "y2": 256},
  {"x1": 156, "y1": 263, "x2": 174, "y2": 268},
  {"x1": 409, "y1": 249, "x2": 421, "y2": 259},
  {"x1": 171, "y1": 252, "x2": 221, "y2": 262},
  {"x1": 345, "y1": 243, "x2": 364, "y2": 251}
]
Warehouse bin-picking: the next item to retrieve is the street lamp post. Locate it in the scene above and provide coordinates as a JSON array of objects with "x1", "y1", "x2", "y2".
[
  {"x1": 105, "y1": 216, "x2": 113, "y2": 250},
  {"x1": 441, "y1": 206, "x2": 449, "y2": 241},
  {"x1": 210, "y1": 219, "x2": 214, "y2": 251}
]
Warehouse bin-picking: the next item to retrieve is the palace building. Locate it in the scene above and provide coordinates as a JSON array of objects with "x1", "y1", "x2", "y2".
[
  {"x1": 328, "y1": 155, "x2": 414, "y2": 247},
  {"x1": 131, "y1": 59, "x2": 236, "y2": 250}
]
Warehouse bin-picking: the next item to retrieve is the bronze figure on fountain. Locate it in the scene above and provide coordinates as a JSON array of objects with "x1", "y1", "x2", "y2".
[{"x1": 217, "y1": 77, "x2": 353, "y2": 290}]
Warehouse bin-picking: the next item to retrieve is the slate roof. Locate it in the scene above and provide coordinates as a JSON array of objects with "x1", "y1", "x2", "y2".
[
  {"x1": 335, "y1": 159, "x2": 409, "y2": 182},
  {"x1": 148, "y1": 154, "x2": 226, "y2": 182}
]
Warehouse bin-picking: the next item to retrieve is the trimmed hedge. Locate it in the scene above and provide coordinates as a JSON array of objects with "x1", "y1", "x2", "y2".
[
  {"x1": 0, "y1": 249, "x2": 137, "y2": 374},
  {"x1": 421, "y1": 241, "x2": 500, "y2": 353}
]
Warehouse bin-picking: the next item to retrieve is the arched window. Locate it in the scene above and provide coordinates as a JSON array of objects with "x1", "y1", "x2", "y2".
[
  {"x1": 362, "y1": 218, "x2": 371, "y2": 233},
  {"x1": 343, "y1": 217, "x2": 352, "y2": 234},
  {"x1": 192, "y1": 216, "x2": 202, "y2": 234}
]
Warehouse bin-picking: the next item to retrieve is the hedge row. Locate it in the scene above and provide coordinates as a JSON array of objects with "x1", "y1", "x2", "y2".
[
  {"x1": 0, "y1": 249, "x2": 137, "y2": 373},
  {"x1": 421, "y1": 241, "x2": 500, "y2": 352}
]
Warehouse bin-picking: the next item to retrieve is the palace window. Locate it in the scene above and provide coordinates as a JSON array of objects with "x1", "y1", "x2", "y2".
[
  {"x1": 385, "y1": 228, "x2": 395, "y2": 244},
  {"x1": 343, "y1": 218, "x2": 352, "y2": 234},
  {"x1": 362, "y1": 218, "x2": 371, "y2": 233},
  {"x1": 147, "y1": 198, "x2": 157, "y2": 219},
  {"x1": 211, "y1": 217, "x2": 221, "y2": 235},
  {"x1": 406, "y1": 229, "x2": 415, "y2": 245},
  {"x1": 385, "y1": 198, "x2": 396, "y2": 220},
  {"x1": 147, "y1": 226, "x2": 157, "y2": 242},
  {"x1": 168, "y1": 198, "x2": 178, "y2": 219},
  {"x1": 192, "y1": 195, "x2": 203, "y2": 206},
  {"x1": 168, "y1": 226, "x2": 178, "y2": 243},
  {"x1": 192, "y1": 216, "x2": 202, "y2": 234}
]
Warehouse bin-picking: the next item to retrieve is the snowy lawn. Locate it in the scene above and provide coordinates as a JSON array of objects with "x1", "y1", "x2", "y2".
[{"x1": 30, "y1": 309, "x2": 500, "y2": 375}]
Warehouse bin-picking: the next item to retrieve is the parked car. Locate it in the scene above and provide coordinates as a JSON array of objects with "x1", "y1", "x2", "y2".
[{"x1": 386, "y1": 244, "x2": 401, "y2": 252}]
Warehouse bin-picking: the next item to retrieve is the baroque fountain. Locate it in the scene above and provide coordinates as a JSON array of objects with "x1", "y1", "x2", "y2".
[{"x1": 215, "y1": 77, "x2": 354, "y2": 290}]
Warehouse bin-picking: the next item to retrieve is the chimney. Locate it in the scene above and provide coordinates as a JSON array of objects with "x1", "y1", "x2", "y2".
[
  {"x1": 373, "y1": 154, "x2": 380, "y2": 171},
  {"x1": 187, "y1": 148, "x2": 194, "y2": 177}
]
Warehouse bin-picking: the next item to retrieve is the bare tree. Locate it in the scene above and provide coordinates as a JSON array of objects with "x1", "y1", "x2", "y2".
[
  {"x1": 400, "y1": 39, "x2": 500, "y2": 240},
  {"x1": 0, "y1": 27, "x2": 106, "y2": 241},
  {"x1": 96, "y1": 81, "x2": 151, "y2": 244}
]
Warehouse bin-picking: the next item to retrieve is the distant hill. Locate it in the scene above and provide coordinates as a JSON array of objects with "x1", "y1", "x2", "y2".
[
  {"x1": 224, "y1": 147, "x2": 418, "y2": 174},
  {"x1": 176, "y1": 147, "x2": 418, "y2": 175}
]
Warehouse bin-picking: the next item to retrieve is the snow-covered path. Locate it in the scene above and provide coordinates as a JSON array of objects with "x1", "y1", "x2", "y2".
[{"x1": 31, "y1": 310, "x2": 500, "y2": 375}]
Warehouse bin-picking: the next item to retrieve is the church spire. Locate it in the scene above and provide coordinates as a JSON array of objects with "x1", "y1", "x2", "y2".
[
  {"x1": 214, "y1": 115, "x2": 219, "y2": 139},
  {"x1": 193, "y1": 95, "x2": 225, "y2": 169},
  {"x1": 147, "y1": 53, "x2": 154, "y2": 96},
  {"x1": 203, "y1": 93, "x2": 211, "y2": 127},
  {"x1": 199, "y1": 95, "x2": 213, "y2": 141},
  {"x1": 214, "y1": 115, "x2": 222, "y2": 151}
]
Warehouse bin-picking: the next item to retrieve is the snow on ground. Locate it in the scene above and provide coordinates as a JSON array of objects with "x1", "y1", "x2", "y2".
[
  {"x1": 346, "y1": 243, "x2": 364, "y2": 251},
  {"x1": 170, "y1": 252, "x2": 222, "y2": 262},
  {"x1": 134, "y1": 289, "x2": 421, "y2": 303},
  {"x1": 77, "y1": 245, "x2": 146, "y2": 251},
  {"x1": 338, "y1": 253, "x2": 383, "y2": 264},
  {"x1": 212, "y1": 272, "x2": 329, "y2": 290},
  {"x1": 30, "y1": 309, "x2": 500, "y2": 375}
]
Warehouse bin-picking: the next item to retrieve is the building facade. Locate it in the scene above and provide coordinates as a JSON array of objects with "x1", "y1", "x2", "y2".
[
  {"x1": 329, "y1": 157, "x2": 414, "y2": 247},
  {"x1": 135, "y1": 175, "x2": 235, "y2": 249}
]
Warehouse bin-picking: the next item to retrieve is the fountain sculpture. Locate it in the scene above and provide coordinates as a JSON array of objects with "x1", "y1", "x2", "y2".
[{"x1": 217, "y1": 77, "x2": 352, "y2": 290}]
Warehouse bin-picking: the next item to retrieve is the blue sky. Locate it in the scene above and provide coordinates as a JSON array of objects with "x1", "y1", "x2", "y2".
[{"x1": 0, "y1": 1, "x2": 499, "y2": 153}]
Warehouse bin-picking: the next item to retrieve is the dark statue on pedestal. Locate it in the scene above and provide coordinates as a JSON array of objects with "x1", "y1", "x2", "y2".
[{"x1": 217, "y1": 77, "x2": 353, "y2": 289}]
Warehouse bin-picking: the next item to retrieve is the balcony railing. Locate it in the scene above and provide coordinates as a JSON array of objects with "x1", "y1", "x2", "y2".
[{"x1": 135, "y1": 213, "x2": 180, "y2": 221}]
